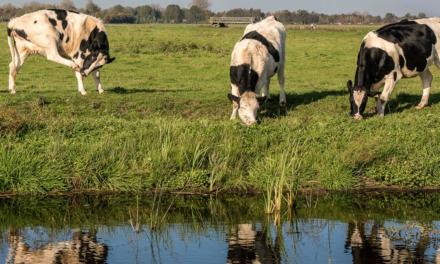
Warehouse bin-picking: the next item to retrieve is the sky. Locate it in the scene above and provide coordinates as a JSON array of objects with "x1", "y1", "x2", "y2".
[{"x1": 2, "y1": 0, "x2": 440, "y2": 16}]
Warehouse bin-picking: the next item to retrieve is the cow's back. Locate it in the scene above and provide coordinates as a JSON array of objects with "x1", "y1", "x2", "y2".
[{"x1": 243, "y1": 16, "x2": 285, "y2": 54}]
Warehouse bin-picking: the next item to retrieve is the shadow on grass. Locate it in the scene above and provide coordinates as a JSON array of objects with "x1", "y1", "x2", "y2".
[
  {"x1": 107, "y1": 86, "x2": 199, "y2": 94},
  {"x1": 260, "y1": 89, "x2": 347, "y2": 119},
  {"x1": 388, "y1": 92, "x2": 440, "y2": 113}
]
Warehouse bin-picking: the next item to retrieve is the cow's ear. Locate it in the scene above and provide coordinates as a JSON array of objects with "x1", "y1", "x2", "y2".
[
  {"x1": 106, "y1": 57, "x2": 116, "y2": 64},
  {"x1": 347, "y1": 80, "x2": 353, "y2": 92},
  {"x1": 257, "y1": 96, "x2": 267, "y2": 105},
  {"x1": 228, "y1": 93, "x2": 240, "y2": 103}
]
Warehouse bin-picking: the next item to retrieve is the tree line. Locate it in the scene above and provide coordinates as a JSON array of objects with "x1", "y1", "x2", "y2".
[{"x1": 0, "y1": 0, "x2": 429, "y2": 24}]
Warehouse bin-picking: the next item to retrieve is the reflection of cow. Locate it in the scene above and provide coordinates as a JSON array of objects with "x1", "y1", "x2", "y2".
[
  {"x1": 6, "y1": 230, "x2": 107, "y2": 264},
  {"x1": 227, "y1": 224, "x2": 280, "y2": 264},
  {"x1": 345, "y1": 221, "x2": 433, "y2": 264}
]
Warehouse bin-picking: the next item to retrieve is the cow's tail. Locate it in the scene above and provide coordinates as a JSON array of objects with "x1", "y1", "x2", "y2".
[{"x1": 7, "y1": 22, "x2": 18, "y2": 67}]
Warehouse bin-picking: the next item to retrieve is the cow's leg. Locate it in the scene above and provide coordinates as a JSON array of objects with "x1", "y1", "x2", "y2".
[
  {"x1": 416, "y1": 69, "x2": 433, "y2": 110},
  {"x1": 231, "y1": 102, "x2": 239, "y2": 120},
  {"x1": 75, "y1": 72, "x2": 87, "y2": 96},
  {"x1": 278, "y1": 64, "x2": 286, "y2": 106},
  {"x1": 261, "y1": 78, "x2": 271, "y2": 99},
  {"x1": 230, "y1": 85, "x2": 239, "y2": 120},
  {"x1": 377, "y1": 78, "x2": 397, "y2": 116},
  {"x1": 46, "y1": 47, "x2": 79, "y2": 71},
  {"x1": 8, "y1": 52, "x2": 28, "y2": 94},
  {"x1": 93, "y1": 70, "x2": 104, "y2": 94}
]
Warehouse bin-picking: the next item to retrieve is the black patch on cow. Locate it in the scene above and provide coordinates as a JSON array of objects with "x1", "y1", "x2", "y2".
[
  {"x1": 241, "y1": 31, "x2": 280, "y2": 62},
  {"x1": 34, "y1": 20, "x2": 37, "y2": 24},
  {"x1": 73, "y1": 52, "x2": 79, "y2": 59},
  {"x1": 48, "y1": 9, "x2": 68, "y2": 21},
  {"x1": 230, "y1": 64, "x2": 259, "y2": 94},
  {"x1": 7, "y1": 28, "x2": 11, "y2": 37},
  {"x1": 48, "y1": 9, "x2": 69, "y2": 29},
  {"x1": 376, "y1": 19, "x2": 437, "y2": 72},
  {"x1": 393, "y1": 72, "x2": 398, "y2": 81},
  {"x1": 14, "y1": 29, "x2": 28, "y2": 40},
  {"x1": 78, "y1": 26, "x2": 112, "y2": 72},
  {"x1": 399, "y1": 55, "x2": 405, "y2": 68},
  {"x1": 355, "y1": 42, "x2": 395, "y2": 90},
  {"x1": 49, "y1": 18, "x2": 57, "y2": 27},
  {"x1": 81, "y1": 53, "x2": 86, "y2": 59},
  {"x1": 66, "y1": 36, "x2": 70, "y2": 43},
  {"x1": 59, "y1": 33, "x2": 64, "y2": 41},
  {"x1": 68, "y1": 10, "x2": 79, "y2": 14}
]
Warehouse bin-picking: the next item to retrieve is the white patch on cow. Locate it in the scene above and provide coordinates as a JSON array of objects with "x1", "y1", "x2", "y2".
[
  {"x1": 353, "y1": 89, "x2": 366, "y2": 109},
  {"x1": 238, "y1": 92, "x2": 259, "y2": 126}
]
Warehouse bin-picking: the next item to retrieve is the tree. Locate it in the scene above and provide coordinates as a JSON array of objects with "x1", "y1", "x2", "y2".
[
  {"x1": 84, "y1": 0, "x2": 101, "y2": 16},
  {"x1": 103, "y1": 5, "x2": 136, "y2": 24},
  {"x1": 384, "y1": 13, "x2": 398, "y2": 23},
  {"x1": 58, "y1": 0, "x2": 77, "y2": 11},
  {"x1": 418, "y1": 12, "x2": 427, "y2": 18},
  {"x1": 191, "y1": 0, "x2": 211, "y2": 10},
  {"x1": 135, "y1": 5, "x2": 160, "y2": 23},
  {"x1": 187, "y1": 5, "x2": 205, "y2": 23},
  {"x1": 164, "y1": 4, "x2": 183, "y2": 23}
]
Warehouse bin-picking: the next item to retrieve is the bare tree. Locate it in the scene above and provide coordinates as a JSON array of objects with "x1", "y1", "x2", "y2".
[
  {"x1": 84, "y1": 0, "x2": 101, "y2": 16},
  {"x1": 58, "y1": 0, "x2": 77, "y2": 10},
  {"x1": 190, "y1": 0, "x2": 211, "y2": 10}
]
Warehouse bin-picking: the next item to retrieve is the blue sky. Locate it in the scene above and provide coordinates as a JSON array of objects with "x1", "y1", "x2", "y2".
[{"x1": 3, "y1": 0, "x2": 440, "y2": 16}]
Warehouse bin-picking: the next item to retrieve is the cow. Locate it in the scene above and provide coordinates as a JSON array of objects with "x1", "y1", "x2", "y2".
[
  {"x1": 228, "y1": 16, "x2": 286, "y2": 126},
  {"x1": 7, "y1": 9, "x2": 115, "y2": 95},
  {"x1": 348, "y1": 18, "x2": 440, "y2": 120}
]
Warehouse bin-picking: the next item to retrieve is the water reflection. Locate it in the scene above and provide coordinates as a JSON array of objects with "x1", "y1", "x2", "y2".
[
  {"x1": 6, "y1": 230, "x2": 107, "y2": 264},
  {"x1": 0, "y1": 193, "x2": 439, "y2": 263},
  {"x1": 227, "y1": 224, "x2": 280, "y2": 264}
]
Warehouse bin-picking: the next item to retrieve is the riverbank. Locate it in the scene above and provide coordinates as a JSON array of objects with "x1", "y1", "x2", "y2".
[{"x1": 1, "y1": 24, "x2": 440, "y2": 194}]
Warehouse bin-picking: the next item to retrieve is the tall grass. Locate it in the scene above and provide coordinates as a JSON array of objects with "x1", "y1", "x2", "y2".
[
  {"x1": 0, "y1": 24, "x2": 439, "y2": 194},
  {"x1": 250, "y1": 139, "x2": 304, "y2": 222}
]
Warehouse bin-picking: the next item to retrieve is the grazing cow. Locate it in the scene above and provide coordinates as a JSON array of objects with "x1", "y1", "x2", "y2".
[
  {"x1": 348, "y1": 18, "x2": 440, "y2": 120},
  {"x1": 7, "y1": 9, "x2": 115, "y2": 95},
  {"x1": 228, "y1": 16, "x2": 286, "y2": 126}
]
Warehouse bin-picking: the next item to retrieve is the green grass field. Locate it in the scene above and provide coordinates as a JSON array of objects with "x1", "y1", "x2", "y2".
[{"x1": 1, "y1": 24, "x2": 440, "y2": 194}]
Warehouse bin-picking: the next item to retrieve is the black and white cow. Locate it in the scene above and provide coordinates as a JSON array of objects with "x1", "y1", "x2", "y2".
[
  {"x1": 348, "y1": 18, "x2": 440, "y2": 120},
  {"x1": 7, "y1": 9, "x2": 115, "y2": 95},
  {"x1": 228, "y1": 16, "x2": 286, "y2": 126}
]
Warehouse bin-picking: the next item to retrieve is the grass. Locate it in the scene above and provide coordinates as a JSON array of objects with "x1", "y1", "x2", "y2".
[{"x1": 0, "y1": 24, "x2": 440, "y2": 194}]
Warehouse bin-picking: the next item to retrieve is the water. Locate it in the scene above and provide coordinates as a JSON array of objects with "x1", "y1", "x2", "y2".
[{"x1": 1, "y1": 192, "x2": 440, "y2": 264}]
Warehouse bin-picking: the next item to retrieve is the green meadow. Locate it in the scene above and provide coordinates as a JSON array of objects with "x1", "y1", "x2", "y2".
[{"x1": 0, "y1": 24, "x2": 440, "y2": 195}]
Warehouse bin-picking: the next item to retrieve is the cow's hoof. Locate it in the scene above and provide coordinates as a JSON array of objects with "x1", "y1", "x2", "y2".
[
  {"x1": 98, "y1": 89, "x2": 104, "y2": 94},
  {"x1": 416, "y1": 104, "x2": 427, "y2": 110},
  {"x1": 9, "y1": 90, "x2": 16, "y2": 95},
  {"x1": 80, "y1": 91, "x2": 87, "y2": 96}
]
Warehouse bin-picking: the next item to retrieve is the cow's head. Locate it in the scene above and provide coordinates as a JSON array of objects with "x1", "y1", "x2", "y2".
[
  {"x1": 228, "y1": 92, "x2": 266, "y2": 126},
  {"x1": 349, "y1": 41, "x2": 394, "y2": 119},
  {"x1": 80, "y1": 27, "x2": 115, "y2": 76}
]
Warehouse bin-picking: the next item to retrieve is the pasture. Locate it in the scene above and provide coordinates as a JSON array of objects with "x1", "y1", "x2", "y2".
[{"x1": 0, "y1": 24, "x2": 439, "y2": 194}]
